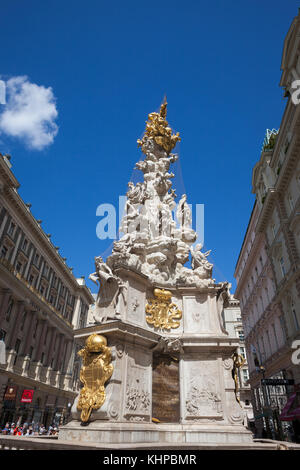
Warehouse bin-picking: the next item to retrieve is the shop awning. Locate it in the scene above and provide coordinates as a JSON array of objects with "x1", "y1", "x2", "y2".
[{"x1": 280, "y1": 385, "x2": 300, "y2": 421}]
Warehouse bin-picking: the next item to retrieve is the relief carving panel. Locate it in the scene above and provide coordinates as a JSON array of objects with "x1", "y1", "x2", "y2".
[
  {"x1": 183, "y1": 294, "x2": 210, "y2": 333},
  {"x1": 124, "y1": 356, "x2": 151, "y2": 420},
  {"x1": 184, "y1": 361, "x2": 223, "y2": 420}
]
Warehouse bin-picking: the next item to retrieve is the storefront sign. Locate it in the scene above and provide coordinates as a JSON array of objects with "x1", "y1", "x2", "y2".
[
  {"x1": 262, "y1": 379, "x2": 294, "y2": 386},
  {"x1": 4, "y1": 385, "x2": 18, "y2": 400},
  {"x1": 21, "y1": 389, "x2": 34, "y2": 403}
]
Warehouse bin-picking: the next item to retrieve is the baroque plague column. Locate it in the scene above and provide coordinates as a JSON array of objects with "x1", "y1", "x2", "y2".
[{"x1": 60, "y1": 102, "x2": 253, "y2": 444}]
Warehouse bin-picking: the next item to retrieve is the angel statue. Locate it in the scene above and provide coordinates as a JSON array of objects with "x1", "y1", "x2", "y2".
[
  {"x1": 89, "y1": 256, "x2": 127, "y2": 322},
  {"x1": 190, "y1": 243, "x2": 212, "y2": 271}
]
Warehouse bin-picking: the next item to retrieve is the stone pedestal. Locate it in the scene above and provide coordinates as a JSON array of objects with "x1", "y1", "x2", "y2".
[{"x1": 59, "y1": 270, "x2": 253, "y2": 445}]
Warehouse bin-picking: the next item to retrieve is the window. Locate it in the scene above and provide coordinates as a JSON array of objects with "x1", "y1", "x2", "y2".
[
  {"x1": 0, "y1": 329, "x2": 6, "y2": 341},
  {"x1": 33, "y1": 320, "x2": 38, "y2": 339},
  {"x1": 238, "y1": 330, "x2": 244, "y2": 341},
  {"x1": 20, "y1": 312, "x2": 26, "y2": 331},
  {"x1": 29, "y1": 274, "x2": 35, "y2": 286},
  {"x1": 292, "y1": 302, "x2": 300, "y2": 331},
  {"x1": 261, "y1": 336, "x2": 266, "y2": 358},
  {"x1": 242, "y1": 369, "x2": 249, "y2": 383},
  {"x1": 34, "y1": 253, "x2": 39, "y2": 265},
  {"x1": 279, "y1": 257, "x2": 286, "y2": 277},
  {"x1": 272, "y1": 323, "x2": 279, "y2": 349},
  {"x1": 29, "y1": 346, "x2": 34, "y2": 359},
  {"x1": 41, "y1": 352, "x2": 45, "y2": 365},
  {"x1": 5, "y1": 298, "x2": 13, "y2": 322},
  {"x1": 265, "y1": 287, "x2": 269, "y2": 303},
  {"x1": 288, "y1": 194, "x2": 294, "y2": 212},
  {"x1": 8, "y1": 222, "x2": 15, "y2": 236},
  {"x1": 279, "y1": 315, "x2": 287, "y2": 341},
  {"x1": 13, "y1": 339, "x2": 21, "y2": 365},
  {"x1": 40, "y1": 285, "x2": 45, "y2": 295},
  {"x1": 240, "y1": 347, "x2": 246, "y2": 359},
  {"x1": 22, "y1": 238, "x2": 28, "y2": 251},
  {"x1": 245, "y1": 400, "x2": 250, "y2": 406},
  {"x1": 266, "y1": 330, "x2": 272, "y2": 356},
  {"x1": 16, "y1": 261, "x2": 23, "y2": 273},
  {"x1": 1, "y1": 245, "x2": 8, "y2": 258}
]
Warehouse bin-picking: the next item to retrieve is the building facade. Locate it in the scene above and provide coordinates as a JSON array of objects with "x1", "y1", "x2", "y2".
[
  {"x1": 223, "y1": 294, "x2": 254, "y2": 429},
  {"x1": 234, "y1": 11, "x2": 300, "y2": 440},
  {"x1": 0, "y1": 153, "x2": 94, "y2": 428}
]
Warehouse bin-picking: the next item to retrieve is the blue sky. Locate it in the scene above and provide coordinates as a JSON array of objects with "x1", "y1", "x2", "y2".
[{"x1": 0, "y1": 0, "x2": 298, "y2": 293}]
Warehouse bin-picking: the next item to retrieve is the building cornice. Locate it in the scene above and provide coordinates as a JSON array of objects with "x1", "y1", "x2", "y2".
[
  {"x1": 0, "y1": 161, "x2": 94, "y2": 304},
  {"x1": 0, "y1": 155, "x2": 20, "y2": 191}
]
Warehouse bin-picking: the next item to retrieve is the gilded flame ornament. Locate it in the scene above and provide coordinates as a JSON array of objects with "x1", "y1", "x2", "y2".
[
  {"x1": 145, "y1": 288, "x2": 182, "y2": 330},
  {"x1": 137, "y1": 99, "x2": 181, "y2": 154},
  {"x1": 231, "y1": 351, "x2": 246, "y2": 407},
  {"x1": 77, "y1": 334, "x2": 113, "y2": 423}
]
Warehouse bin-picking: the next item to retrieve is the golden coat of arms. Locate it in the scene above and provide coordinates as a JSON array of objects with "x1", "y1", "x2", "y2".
[
  {"x1": 77, "y1": 334, "x2": 113, "y2": 423},
  {"x1": 145, "y1": 288, "x2": 182, "y2": 330}
]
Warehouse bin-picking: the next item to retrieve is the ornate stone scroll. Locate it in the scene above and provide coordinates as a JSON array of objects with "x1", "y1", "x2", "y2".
[
  {"x1": 77, "y1": 334, "x2": 113, "y2": 423},
  {"x1": 145, "y1": 288, "x2": 182, "y2": 330}
]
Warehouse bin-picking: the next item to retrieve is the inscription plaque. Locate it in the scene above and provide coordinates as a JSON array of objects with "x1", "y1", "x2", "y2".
[{"x1": 152, "y1": 354, "x2": 180, "y2": 423}]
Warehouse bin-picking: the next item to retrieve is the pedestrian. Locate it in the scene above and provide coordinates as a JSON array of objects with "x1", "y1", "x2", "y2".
[{"x1": 2, "y1": 423, "x2": 9, "y2": 435}]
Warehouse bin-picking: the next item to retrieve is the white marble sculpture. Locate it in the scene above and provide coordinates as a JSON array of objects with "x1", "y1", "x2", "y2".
[{"x1": 61, "y1": 101, "x2": 253, "y2": 447}]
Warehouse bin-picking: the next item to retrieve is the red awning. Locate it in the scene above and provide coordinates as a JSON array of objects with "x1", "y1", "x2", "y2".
[{"x1": 280, "y1": 385, "x2": 300, "y2": 421}]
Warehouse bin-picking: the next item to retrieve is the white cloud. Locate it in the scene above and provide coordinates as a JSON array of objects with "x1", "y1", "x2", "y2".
[{"x1": 0, "y1": 76, "x2": 58, "y2": 150}]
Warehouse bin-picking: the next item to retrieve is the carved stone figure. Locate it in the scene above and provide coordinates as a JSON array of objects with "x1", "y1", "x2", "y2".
[
  {"x1": 177, "y1": 194, "x2": 192, "y2": 229},
  {"x1": 191, "y1": 244, "x2": 212, "y2": 271},
  {"x1": 232, "y1": 351, "x2": 246, "y2": 406},
  {"x1": 152, "y1": 337, "x2": 183, "y2": 355},
  {"x1": 89, "y1": 256, "x2": 127, "y2": 323}
]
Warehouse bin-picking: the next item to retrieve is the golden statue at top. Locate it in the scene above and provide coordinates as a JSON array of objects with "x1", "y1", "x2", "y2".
[
  {"x1": 137, "y1": 99, "x2": 181, "y2": 154},
  {"x1": 77, "y1": 334, "x2": 113, "y2": 423}
]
